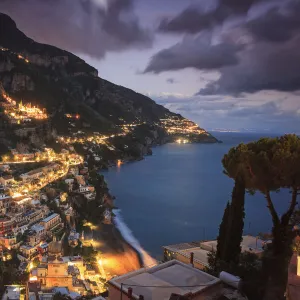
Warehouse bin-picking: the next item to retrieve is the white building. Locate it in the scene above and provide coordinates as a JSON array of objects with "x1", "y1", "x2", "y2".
[
  {"x1": 78, "y1": 185, "x2": 90, "y2": 193},
  {"x1": 108, "y1": 260, "x2": 222, "y2": 300},
  {"x1": 12, "y1": 224, "x2": 28, "y2": 235}
]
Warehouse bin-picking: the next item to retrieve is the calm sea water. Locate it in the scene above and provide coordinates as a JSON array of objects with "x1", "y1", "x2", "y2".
[{"x1": 103, "y1": 132, "x2": 289, "y2": 259}]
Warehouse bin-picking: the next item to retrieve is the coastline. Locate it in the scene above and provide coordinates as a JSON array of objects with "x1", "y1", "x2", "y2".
[
  {"x1": 95, "y1": 137, "x2": 220, "y2": 276},
  {"x1": 113, "y1": 209, "x2": 157, "y2": 268}
]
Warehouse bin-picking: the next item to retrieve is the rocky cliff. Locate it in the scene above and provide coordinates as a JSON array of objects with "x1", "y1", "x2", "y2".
[{"x1": 0, "y1": 13, "x2": 218, "y2": 159}]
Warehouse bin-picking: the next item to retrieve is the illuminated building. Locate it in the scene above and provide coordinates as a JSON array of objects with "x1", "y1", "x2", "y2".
[
  {"x1": 1, "y1": 91, "x2": 48, "y2": 123},
  {"x1": 40, "y1": 213, "x2": 61, "y2": 232},
  {"x1": 0, "y1": 215, "x2": 15, "y2": 235},
  {"x1": 0, "y1": 175, "x2": 14, "y2": 186}
]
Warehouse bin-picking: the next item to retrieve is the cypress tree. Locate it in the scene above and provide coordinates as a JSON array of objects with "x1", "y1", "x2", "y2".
[
  {"x1": 216, "y1": 201, "x2": 231, "y2": 261},
  {"x1": 224, "y1": 177, "x2": 245, "y2": 263}
]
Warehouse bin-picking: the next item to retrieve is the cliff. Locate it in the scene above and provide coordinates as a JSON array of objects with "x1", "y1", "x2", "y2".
[{"x1": 0, "y1": 13, "x2": 218, "y2": 159}]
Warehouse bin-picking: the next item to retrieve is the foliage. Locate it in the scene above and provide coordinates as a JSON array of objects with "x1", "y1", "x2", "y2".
[
  {"x1": 206, "y1": 250, "x2": 263, "y2": 300},
  {"x1": 292, "y1": 236, "x2": 300, "y2": 254},
  {"x1": 217, "y1": 161, "x2": 246, "y2": 264},
  {"x1": 72, "y1": 179, "x2": 80, "y2": 192},
  {"x1": 53, "y1": 292, "x2": 72, "y2": 300},
  {"x1": 16, "y1": 232, "x2": 22, "y2": 243},
  {"x1": 45, "y1": 187, "x2": 57, "y2": 200},
  {"x1": 82, "y1": 246, "x2": 98, "y2": 263},
  {"x1": 87, "y1": 155, "x2": 96, "y2": 171},
  {"x1": 222, "y1": 134, "x2": 300, "y2": 300},
  {"x1": 216, "y1": 202, "x2": 230, "y2": 262},
  {"x1": 32, "y1": 257, "x2": 40, "y2": 268},
  {"x1": 56, "y1": 181, "x2": 69, "y2": 193},
  {"x1": 224, "y1": 178, "x2": 245, "y2": 263},
  {"x1": 47, "y1": 200, "x2": 67, "y2": 224}
]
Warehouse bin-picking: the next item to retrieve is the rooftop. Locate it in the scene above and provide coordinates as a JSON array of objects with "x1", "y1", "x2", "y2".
[
  {"x1": 200, "y1": 235, "x2": 270, "y2": 255},
  {"x1": 25, "y1": 168, "x2": 44, "y2": 176},
  {"x1": 42, "y1": 213, "x2": 59, "y2": 223},
  {"x1": 109, "y1": 260, "x2": 220, "y2": 300},
  {"x1": 163, "y1": 242, "x2": 209, "y2": 267},
  {"x1": 20, "y1": 244, "x2": 35, "y2": 250},
  {"x1": 2, "y1": 175, "x2": 13, "y2": 180},
  {"x1": 31, "y1": 224, "x2": 45, "y2": 232}
]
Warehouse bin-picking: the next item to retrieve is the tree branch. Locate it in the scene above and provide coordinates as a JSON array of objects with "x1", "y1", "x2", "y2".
[
  {"x1": 281, "y1": 187, "x2": 298, "y2": 226},
  {"x1": 265, "y1": 190, "x2": 280, "y2": 225},
  {"x1": 247, "y1": 163, "x2": 255, "y2": 178}
]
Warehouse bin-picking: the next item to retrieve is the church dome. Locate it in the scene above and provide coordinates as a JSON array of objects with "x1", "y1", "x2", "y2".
[{"x1": 48, "y1": 236, "x2": 62, "y2": 255}]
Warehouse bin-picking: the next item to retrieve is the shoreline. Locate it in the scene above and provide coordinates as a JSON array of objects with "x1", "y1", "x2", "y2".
[
  {"x1": 113, "y1": 209, "x2": 157, "y2": 268},
  {"x1": 96, "y1": 138, "x2": 220, "y2": 276}
]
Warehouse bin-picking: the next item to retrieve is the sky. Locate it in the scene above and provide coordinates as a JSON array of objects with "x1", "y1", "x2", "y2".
[{"x1": 1, "y1": 0, "x2": 300, "y2": 132}]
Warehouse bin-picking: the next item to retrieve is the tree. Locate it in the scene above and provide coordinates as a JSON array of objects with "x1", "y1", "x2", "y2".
[
  {"x1": 72, "y1": 179, "x2": 80, "y2": 192},
  {"x1": 53, "y1": 293, "x2": 71, "y2": 300},
  {"x1": 216, "y1": 144, "x2": 247, "y2": 264},
  {"x1": 32, "y1": 257, "x2": 40, "y2": 268},
  {"x1": 87, "y1": 155, "x2": 96, "y2": 171},
  {"x1": 57, "y1": 181, "x2": 69, "y2": 193},
  {"x1": 222, "y1": 134, "x2": 300, "y2": 300},
  {"x1": 224, "y1": 178, "x2": 245, "y2": 263},
  {"x1": 216, "y1": 202, "x2": 230, "y2": 261}
]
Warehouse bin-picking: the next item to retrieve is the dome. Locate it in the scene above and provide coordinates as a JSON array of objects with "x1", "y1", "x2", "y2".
[{"x1": 48, "y1": 236, "x2": 62, "y2": 255}]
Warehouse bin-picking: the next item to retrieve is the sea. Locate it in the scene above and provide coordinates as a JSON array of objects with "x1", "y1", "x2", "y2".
[{"x1": 102, "y1": 132, "x2": 290, "y2": 261}]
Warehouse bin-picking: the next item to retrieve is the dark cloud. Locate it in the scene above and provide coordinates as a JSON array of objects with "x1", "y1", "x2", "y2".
[
  {"x1": 144, "y1": 35, "x2": 242, "y2": 74},
  {"x1": 0, "y1": 0, "x2": 153, "y2": 58},
  {"x1": 158, "y1": 0, "x2": 270, "y2": 34},
  {"x1": 247, "y1": 1, "x2": 300, "y2": 42},
  {"x1": 145, "y1": 0, "x2": 300, "y2": 95},
  {"x1": 198, "y1": 36, "x2": 300, "y2": 95}
]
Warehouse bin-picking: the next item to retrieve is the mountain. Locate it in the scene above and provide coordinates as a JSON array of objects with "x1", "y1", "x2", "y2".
[{"x1": 0, "y1": 13, "x2": 217, "y2": 162}]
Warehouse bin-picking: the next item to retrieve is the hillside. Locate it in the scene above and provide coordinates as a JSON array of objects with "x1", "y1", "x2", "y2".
[{"x1": 0, "y1": 13, "x2": 218, "y2": 162}]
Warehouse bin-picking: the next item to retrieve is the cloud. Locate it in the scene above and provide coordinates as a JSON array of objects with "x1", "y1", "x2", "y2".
[
  {"x1": 247, "y1": 0, "x2": 300, "y2": 42},
  {"x1": 143, "y1": 34, "x2": 242, "y2": 73},
  {"x1": 166, "y1": 78, "x2": 178, "y2": 84},
  {"x1": 153, "y1": 92, "x2": 300, "y2": 132},
  {"x1": 158, "y1": 0, "x2": 271, "y2": 34},
  {"x1": 143, "y1": 0, "x2": 300, "y2": 96},
  {"x1": 0, "y1": 0, "x2": 153, "y2": 58},
  {"x1": 198, "y1": 36, "x2": 300, "y2": 95}
]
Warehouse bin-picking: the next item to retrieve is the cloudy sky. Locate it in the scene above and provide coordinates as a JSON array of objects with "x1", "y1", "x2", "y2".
[{"x1": 1, "y1": 0, "x2": 300, "y2": 132}]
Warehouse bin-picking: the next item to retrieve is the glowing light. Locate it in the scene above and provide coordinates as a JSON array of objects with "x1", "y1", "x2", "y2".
[
  {"x1": 29, "y1": 276, "x2": 37, "y2": 281},
  {"x1": 29, "y1": 262, "x2": 33, "y2": 271},
  {"x1": 12, "y1": 192, "x2": 22, "y2": 198}
]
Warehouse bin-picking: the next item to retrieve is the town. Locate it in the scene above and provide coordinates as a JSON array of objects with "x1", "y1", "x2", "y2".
[
  {"x1": 0, "y1": 145, "x2": 111, "y2": 298},
  {"x1": 0, "y1": 89, "x2": 227, "y2": 299}
]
